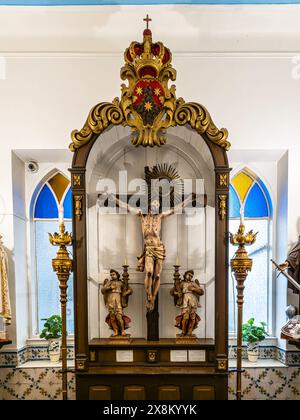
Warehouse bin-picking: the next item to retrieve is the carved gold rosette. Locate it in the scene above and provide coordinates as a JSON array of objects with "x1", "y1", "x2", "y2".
[{"x1": 70, "y1": 22, "x2": 230, "y2": 151}]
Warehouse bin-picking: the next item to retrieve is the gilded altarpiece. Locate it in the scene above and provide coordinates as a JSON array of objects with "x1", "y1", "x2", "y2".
[{"x1": 70, "y1": 22, "x2": 230, "y2": 400}]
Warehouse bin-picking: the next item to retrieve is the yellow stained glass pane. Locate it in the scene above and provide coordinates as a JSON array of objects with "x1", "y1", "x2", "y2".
[
  {"x1": 232, "y1": 172, "x2": 254, "y2": 203},
  {"x1": 48, "y1": 173, "x2": 69, "y2": 204}
]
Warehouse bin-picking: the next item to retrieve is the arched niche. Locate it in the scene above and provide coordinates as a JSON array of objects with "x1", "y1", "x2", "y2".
[
  {"x1": 84, "y1": 125, "x2": 216, "y2": 341},
  {"x1": 70, "y1": 121, "x2": 230, "y2": 377}
]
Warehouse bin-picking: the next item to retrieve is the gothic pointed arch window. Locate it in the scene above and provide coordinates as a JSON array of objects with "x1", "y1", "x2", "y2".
[
  {"x1": 229, "y1": 168, "x2": 273, "y2": 334},
  {"x1": 32, "y1": 172, "x2": 74, "y2": 334}
]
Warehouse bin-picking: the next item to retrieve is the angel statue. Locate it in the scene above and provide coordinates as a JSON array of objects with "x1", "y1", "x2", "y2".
[
  {"x1": 101, "y1": 269, "x2": 133, "y2": 337},
  {"x1": 170, "y1": 269, "x2": 204, "y2": 337}
]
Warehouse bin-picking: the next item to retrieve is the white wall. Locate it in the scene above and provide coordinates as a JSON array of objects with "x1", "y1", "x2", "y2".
[
  {"x1": 276, "y1": 152, "x2": 289, "y2": 348},
  {"x1": 1, "y1": 4, "x2": 300, "y2": 349},
  {"x1": 11, "y1": 153, "x2": 28, "y2": 349}
]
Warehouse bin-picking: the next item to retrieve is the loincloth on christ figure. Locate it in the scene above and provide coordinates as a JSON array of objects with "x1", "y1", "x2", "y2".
[{"x1": 136, "y1": 244, "x2": 166, "y2": 272}]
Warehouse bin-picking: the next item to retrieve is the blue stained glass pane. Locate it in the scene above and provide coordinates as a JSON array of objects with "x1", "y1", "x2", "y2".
[
  {"x1": 229, "y1": 185, "x2": 241, "y2": 218},
  {"x1": 228, "y1": 219, "x2": 269, "y2": 333},
  {"x1": 257, "y1": 179, "x2": 273, "y2": 218},
  {"x1": 63, "y1": 187, "x2": 72, "y2": 218},
  {"x1": 244, "y1": 183, "x2": 268, "y2": 217},
  {"x1": 34, "y1": 184, "x2": 58, "y2": 219},
  {"x1": 36, "y1": 220, "x2": 74, "y2": 334}
]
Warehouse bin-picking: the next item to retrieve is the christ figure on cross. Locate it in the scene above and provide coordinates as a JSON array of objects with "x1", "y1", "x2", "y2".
[{"x1": 113, "y1": 195, "x2": 192, "y2": 312}]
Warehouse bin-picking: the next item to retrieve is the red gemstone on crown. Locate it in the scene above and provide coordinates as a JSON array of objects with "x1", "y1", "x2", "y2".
[
  {"x1": 151, "y1": 43, "x2": 160, "y2": 56},
  {"x1": 134, "y1": 43, "x2": 143, "y2": 56},
  {"x1": 162, "y1": 49, "x2": 170, "y2": 64}
]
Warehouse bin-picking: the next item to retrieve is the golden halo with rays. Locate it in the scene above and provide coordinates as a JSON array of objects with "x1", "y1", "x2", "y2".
[{"x1": 144, "y1": 163, "x2": 184, "y2": 209}]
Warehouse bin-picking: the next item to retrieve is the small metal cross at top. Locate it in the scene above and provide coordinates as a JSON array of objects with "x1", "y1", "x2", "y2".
[{"x1": 143, "y1": 14, "x2": 152, "y2": 29}]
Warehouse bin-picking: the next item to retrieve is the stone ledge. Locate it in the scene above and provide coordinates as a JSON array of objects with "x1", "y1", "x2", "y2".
[
  {"x1": 229, "y1": 359, "x2": 287, "y2": 369},
  {"x1": 16, "y1": 360, "x2": 75, "y2": 369}
]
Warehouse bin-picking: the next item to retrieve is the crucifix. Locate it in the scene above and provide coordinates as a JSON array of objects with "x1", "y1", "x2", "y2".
[
  {"x1": 112, "y1": 194, "x2": 194, "y2": 341},
  {"x1": 100, "y1": 165, "x2": 207, "y2": 341},
  {"x1": 143, "y1": 14, "x2": 152, "y2": 30}
]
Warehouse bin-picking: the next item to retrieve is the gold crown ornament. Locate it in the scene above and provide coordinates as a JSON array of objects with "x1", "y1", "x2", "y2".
[
  {"x1": 120, "y1": 15, "x2": 177, "y2": 147},
  {"x1": 70, "y1": 15, "x2": 230, "y2": 151}
]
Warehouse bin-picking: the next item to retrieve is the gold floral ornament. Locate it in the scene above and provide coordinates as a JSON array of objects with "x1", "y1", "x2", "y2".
[
  {"x1": 49, "y1": 223, "x2": 73, "y2": 248},
  {"x1": 69, "y1": 16, "x2": 230, "y2": 151}
]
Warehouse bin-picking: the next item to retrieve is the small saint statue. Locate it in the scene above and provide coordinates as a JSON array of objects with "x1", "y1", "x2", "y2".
[
  {"x1": 170, "y1": 269, "x2": 204, "y2": 338},
  {"x1": 101, "y1": 269, "x2": 133, "y2": 338}
]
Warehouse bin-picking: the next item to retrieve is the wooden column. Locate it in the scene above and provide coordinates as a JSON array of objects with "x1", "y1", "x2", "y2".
[
  {"x1": 70, "y1": 168, "x2": 89, "y2": 374},
  {"x1": 214, "y1": 166, "x2": 231, "y2": 375}
]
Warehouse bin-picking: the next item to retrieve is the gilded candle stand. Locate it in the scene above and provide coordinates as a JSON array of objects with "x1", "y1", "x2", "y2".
[
  {"x1": 49, "y1": 222, "x2": 73, "y2": 401},
  {"x1": 230, "y1": 223, "x2": 257, "y2": 401}
]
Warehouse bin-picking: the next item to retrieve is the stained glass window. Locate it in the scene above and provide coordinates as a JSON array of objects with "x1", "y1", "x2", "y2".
[
  {"x1": 229, "y1": 185, "x2": 240, "y2": 219},
  {"x1": 34, "y1": 184, "x2": 58, "y2": 219},
  {"x1": 229, "y1": 169, "x2": 272, "y2": 334},
  {"x1": 32, "y1": 173, "x2": 74, "y2": 334},
  {"x1": 63, "y1": 187, "x2": 72, "y2": 219}
]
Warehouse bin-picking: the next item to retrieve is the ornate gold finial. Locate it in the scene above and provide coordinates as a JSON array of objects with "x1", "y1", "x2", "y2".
[
  {"x1": 49, "y1": 222, "x2": 72, "y2": 247},
  {"x1": 143, "y1": 14, "x2": 152, "y2": 30},
  {"x1": 230, "y1": 224, "x2": 257, "y2": 249}
]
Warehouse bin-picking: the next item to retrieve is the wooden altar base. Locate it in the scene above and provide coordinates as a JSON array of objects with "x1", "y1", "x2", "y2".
[{"x1": 76, "y1": 338, "x2": 228, "y2": 400}]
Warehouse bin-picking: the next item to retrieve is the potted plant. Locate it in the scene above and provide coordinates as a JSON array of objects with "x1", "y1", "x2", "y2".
[
  {"x1": 242, "y1": 318, "x2": 268, "y2": 362},
  {"x1": 40, "y1": 315, "x2": 63, "y2": 363}
]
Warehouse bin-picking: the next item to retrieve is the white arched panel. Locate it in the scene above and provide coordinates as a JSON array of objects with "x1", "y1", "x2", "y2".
[{"x1": 86, "y1": 126, "x2": 215, "y2": 340}]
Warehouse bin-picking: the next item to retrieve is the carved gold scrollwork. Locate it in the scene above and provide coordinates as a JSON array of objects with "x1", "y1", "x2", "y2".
[
  {"x1": 219, "y1": 174, "x2": 228, "y2": 187},
  {"x1": 70, "y1": 99, "x2": 125, "y2": 151},
  {"x1": 219, "y1": 195, "x2": 227, "y2": 221},
  {"x1": 74, "y1": 195, "x2": 83, "y2": 221},
  {"x1": 174, "y1": 100, "x2": 230, "y2": 151}
]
